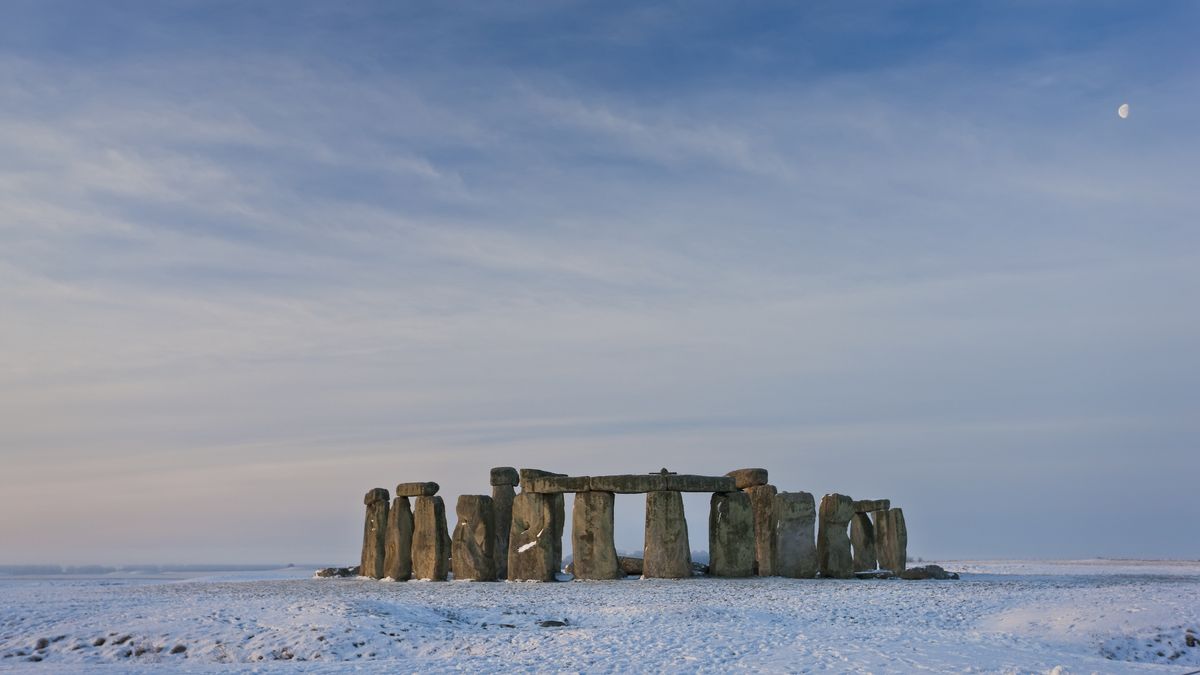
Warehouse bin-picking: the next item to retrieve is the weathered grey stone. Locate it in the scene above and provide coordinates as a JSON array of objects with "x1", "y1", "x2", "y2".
[
  {"x1": 588, "y1": 474, "x2": 666, "y2": 493},
  {"x1": 360, "y1": 488, "x2": 389, "y2": 579},
  {"x1": 491, "y1": 484, "x2": 515, "y2": 579},
  {"x1": 725, "y1": 468, "x2": 768, "y2": 489},
  {"x1": 875, "y1": 508, "x2": 908, "y2": 574},
  {"x1": 745, "y1": 484, "x2": 778, "y2": 576},
  {"x1": 451, "y1": 495, "x2": 496, "y2": 581},
  {"x1": 618, "y1": 556, "x2": 644, "y2": 576},
  {"x1": 383, "y1": 496, "x2": 413, "y2": 581},
  {"x1": 772, "y1": 491, "x2": 817, "y2": 578},
  {"x1": 709, "y1": 492, "x2": 754, "y2": 577},
  {"x1": 900, "y1": 564, "x2": 956, "y2": 580},
  {"x1": 850, "y1": 512, "x2": 876, "y2": 572},
  {"x1": 664, "y1": 474, "x2": 737, "y2": 493},
  {"x1": 507, "y1": 492, "x2": 557, "y2": 581},
  {"x1": 518, "y1": 468, "x2": 564, "y2": 485},
  {"x1": 643, "y1": 491, "x2": 692, "y2": 578},
  {"x1": 395, "y1": 482, "x2": 439, "y2": 497},
  {"x1": 853, "y1": 499, "x2": 890, "y2": 513},
  {"x1": 550, "y1": 492, "x2": 565, "y2": 573},
  {"x1": 412, "y1": 496, "x2": 449, "y2": 581},
  {"x1": 571, "y1": 491, "x2": 621, "y2": 580},
  {"x1": 490, "y1": 466, "x2": 519, "y2": 487},
  {"x1": 524, "y1": 475, "x2": 591, "y2": 493},
  {"x1": 817, "y1": 493, "x2": 855, "y2": 579}
]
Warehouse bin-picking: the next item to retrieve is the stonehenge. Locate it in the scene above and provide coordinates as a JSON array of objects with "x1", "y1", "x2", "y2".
[
  {"x1": 451, "y1": 495, "x2": 496, "y2": 581},
  {"x1": 356, "y1": 466, "x2": 920, "y2": 585},
  {"x1": 361, "y1": 488, "x2": 389, "y2": 579}
]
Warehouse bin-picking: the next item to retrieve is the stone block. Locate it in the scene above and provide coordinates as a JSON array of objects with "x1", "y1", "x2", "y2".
[
  {"x1": 725, "y1": 468, "x2": 768, "y2": 489},
  {"x1": 507, "y1": 492, "x2": 557, "y2": 582},
  {"x1": 853, "y1": 499, "x2": 890, "y2": 513},
  {"x1": 491, "y1": 484, "x2": 515, "y2": 579},
  {"x1": 588, "y1": 474, "x2": 666, "y2": 493},
  {"x1": 572, "y1": 491, "x2": 621, "y2": 580},
  {"x1": 395, "y1": 482, "x2": 439, "y2": 497},
  {"x1": 518, "y1": 468, "x2": 564, "y2": 485},
  {"x1": 383, "y1": 496, "x2": 413, "y2": 581},
  {"x1": 360, "y1": 488, "x2": 390, "y2": 579},
  {"x1": 772, "y1": 491, "x2": 817, "y2": 578},
  {"x1": 817, "y1": 493, "x2": 855, "y2": 579},
  {"x1": 850, "y1": 512, "x2": 876, "y2": 572},
  {"x1": 451, "y1": 495, "x2": 496, "y2": 581},
  {"x1": 643, "y1": 491, "x2": 692, "y2": 578},
  {"x1": 524, "y1": 475, "x2": 591, "y2": 493},
  {"x1": 709, "y1": 492, "x2": 754, "y2": 577},
  {"x1": 875, "y1": 508, "x2": 908, "y2": 575},
  {"x1": 412, "y1": 495, "x2": 449, "y2": 581},
  {"x1": 490, "y1": 466, "x2": 519, "y2": 486},
  {"x1": 745, "y1": 484, "x2": 778, "y2": 576},
  {"x1": 664, "y1": 474, "x2": 737, "y2": 492}
]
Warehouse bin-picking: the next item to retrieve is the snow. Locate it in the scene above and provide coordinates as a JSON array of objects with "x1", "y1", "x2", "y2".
[
  {"x1": 1, "y1": 560, "x2": 1198, "y2": 672},
  {"x1": 517, "y1": 541, "x2": 538, "y2": 553}
]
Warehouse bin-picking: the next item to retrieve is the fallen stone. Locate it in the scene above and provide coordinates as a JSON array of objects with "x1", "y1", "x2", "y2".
[
  {"x1": 850, "y1": 512, "x2": 876, "y2": 573},
  {"x1": 588, "y1": 474, "x2": 666, "y2": 493},
  {"x1": 383, "y1": 496, "x2": 414, "y2": 581},
  {"x1": 314, "y1": 566, "x2": 360, "y2": 578},
  {"x1": 709, "y1": 491, "x2": 754, "y2": 577},
  {"x1": 395, "y1": 482, "x2": 439, "y2": 497},
  {"x1": 875, "y1": 508, "x2": 909, "y2": 575},
  {"x1": 490, "y1": 466, "x2": 519, "y2": 487},
  {"x1": 524, "y1": 475, "x2": 591, "y2": 493},
  {"x1": 853, "y1": 499, "x2": 890, "y2": 513},
  {"x1": 491, "y1": 484, "x2": 516, "y2": 580},
  {"x1": 817, "y1": 493, "x2": 855, "y2": 579},
  {"x1": 664, "y1": 474, "x2": 737, "y2": 492},
  {"x1": 412, "y1": 495, "x2": 449, "y2": 581},
  {"x1": 451, "y1": 495, "x2": 497, "y2": 581},
  {"x1": 572, "y1": 491, "x2": 621, "y2": 580},
  {"x1": 900, "y1": 564, "x2": 957, "y2": 580},
  {"x1": 725, "y1": 468, "x2": 768, "y2": 489},
  {"x1": 643, "y1": 490, "x2": 692, "y2": 578},
  {"x1": 691, "y1": 561, "x2": 710, "y2": 576},
  {"x1": 746, "y1": 484, "x2": 778, "y2": 576},
  {"x1": 507, "y1": 491, "x2": 557, "y2": 581},
  {"x1": 772, "y1": 491, "x2": 817, "y2": 578},
  {"x1": 618, "y1": 556, "x2": 644, "y2": 576},
  {"x1": 854, "y1": 569, "x2": 896, "y2": 579},
  {"x1": 538, "y1": 620, "x2": 568, "y2": 628},
  {"x1": 360, "y1": 488, "x2": 390, "y2": 579}
]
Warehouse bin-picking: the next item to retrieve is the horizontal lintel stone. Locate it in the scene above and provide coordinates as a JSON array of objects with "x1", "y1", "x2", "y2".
[
  {"x1": 853, "y1": 499, "x2": 890, "y2": 513},
  {"x1": 395, "y1": 481, "x2": 439, "y2": 497},
  {"x1": 524, "y1": 475, "x2": 591, "y2": 493}
]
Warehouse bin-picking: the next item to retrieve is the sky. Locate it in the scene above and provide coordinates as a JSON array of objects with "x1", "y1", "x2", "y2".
[{"x1": 1, "y1": 1, "x2": 1198, "y2": 565}]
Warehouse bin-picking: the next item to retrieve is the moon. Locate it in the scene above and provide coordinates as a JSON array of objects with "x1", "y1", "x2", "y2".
[{"x1": 1118, "y1": 103, "x2": 1130, "y2": 119}]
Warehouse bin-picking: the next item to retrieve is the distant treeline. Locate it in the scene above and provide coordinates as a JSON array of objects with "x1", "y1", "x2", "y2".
[{"x1": 0, "y1": 564, "x2": 294, "y2": 575}]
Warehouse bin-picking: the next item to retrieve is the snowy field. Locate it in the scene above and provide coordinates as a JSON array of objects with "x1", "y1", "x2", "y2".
[{"x1": 1, "y1": 560, "x2": 1198, "y2": 673}]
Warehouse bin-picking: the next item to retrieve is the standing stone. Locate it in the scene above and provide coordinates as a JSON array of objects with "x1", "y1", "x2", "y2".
[
  {"x1": 572, "y1": 491, "x2": 620, "y2": 580},
  {"x1": 875, "y1": 508, "x2": 908, "y2": 574},
  {"x1": 412, "y1": 495, "x2": 449, "y2": 581},
  {"x1": 850, "y1": 512, "x2": 877, "y2": 572},
  {"x1": 643, "y1": 491, "x2": 691, "y2": 578},
  {"x1": 451, "y1": 495, "x2": 496, "y2": 581},
  {"x1": 383, "y1": 496, "x2": 414, "y2": 581},
  {"x1": 492, "y1": 484, "x2": 516, "y2": 579},
  {"x1": 550, "y1": 493, "x2": 566, "y2": 574},
  {"x1": 772, "y1": 491, "x2": 817, "y2": 578},
  {"x1": 745, "y1": 484, "x2": 778, "y2": 576},
  {"x1": 709, "y1": 492, "x2": 754, "y2": 577},
  {"x1": 817, "y1": 493, "x2": 855, "y2": 579},
  {"x1": 507, "y1": 491, "x2": 557, "y2": 581},
  {"x1": 360, "y1": 488, "x2": 389, "y2": 579}
]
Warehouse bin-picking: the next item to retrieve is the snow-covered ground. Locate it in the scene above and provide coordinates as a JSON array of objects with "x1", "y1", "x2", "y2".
[{"x1": 1, "y1": 560, "x2": 1198, "y2": 673}]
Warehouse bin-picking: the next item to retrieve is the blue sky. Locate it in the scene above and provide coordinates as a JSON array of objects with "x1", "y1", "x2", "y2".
[{"x1": 1, "y1": 2, "x2": 1197, "y2": 564}]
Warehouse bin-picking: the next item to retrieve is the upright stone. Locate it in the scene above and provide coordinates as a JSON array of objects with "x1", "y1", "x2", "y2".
[
  {"x1": 507, "y1": 491, "x2": 557, "y2": 581},
  {"x1": 360, "y1": 488, "x2": 389, "y2": 579},
  {"x1": 817, "y1": 493, "x2": 855, "y2": 579},
  {"x1": 709, "y1": 492, "x2": 754, "y2": 577},
  {"x1": 643, "y1": 491, "x2": 691, "y2": 578},
  {"x1": 772, "y1": 491, "x2": 817, "y2": 578},
  {"x1": 875, "y1": 507, "x2": 908, "y2": 574},
  {"x1": 492, "y1": 484, "x2": 516, "y2": 579},
  {"x1": 490, "y1": 466, "x2": 519, "y2": 487},
  {"x1": 850, "y1": 512, "x2": 877, "y2": 572},
  {"x1": 451, "y1": 495, "x2": 496, "y2": 581},
  {"x1": 572, "y1": 491, "x2": 620, "y2": 580},
  {"x1": 745, "y1": 484, "x2": 778, "y2": 576},
  {"x1": 550, "y1": 492, "x2": 566, "y2": 574},
  {"x1": 412, "y1": 495, "x2": 449, "y2": 581},
  {"x1": 383, "y1": 496, "x2": 413, "y2": 581}
]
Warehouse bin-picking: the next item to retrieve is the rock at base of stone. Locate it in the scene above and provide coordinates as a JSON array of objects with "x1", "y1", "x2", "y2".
[
  {"x1": 643, "y1": 491, "x2": 692, "y2": 578},
  {"x1": 709, "y1": 492, "x2": 754, "y2": 577},
  {"x1": 817, "y1": 493, "x2": 855, "y2": 579},
  {"x1": 314, "y1": 565, "x2": 360, "y2": 578},
  {"x1": 361, "y1": 488, "x2": 390, "y2": 579},
  {"x1": 746, "y1": 485, "x2": 778, "y2": 576},
  {"x1": 850, "y1": 512, "x2": 877, "y2": 573},
  {"x1": 854, "y1": 569, "x2": 895, "y2": 580},
  {"x1": 451, "y1": 495, "x2": 497, "y2": 581},
  {"x1": 383, "y1": 496, "x2": 414, "y2": 581},
  {"x1": 491, "y1": 484, "x2": 515, "y2": 580},
  {"x1": 490, "y1": 466, "x2": 519, "y2": 487},
  {"x1": 507, "y1": 492, "x2": 557, "y2": 582},
  {"x1": 874, "y1": 507, "x2": 909, "y2": 575},
  {"x1": 572, "y1": 491, "x2": 621, "y2": 580},
  {"x1": 618, "y1": 556, "x2": 644, "y2": 576},
  {"x1": 725, "y1": 468, "x2": 768, "y2": 489},
  {"x1": 772, "y1": 491, "x2": 817, "y2": 578},
  {"x1": 412, "y1": 496, "x2": 449, "y2": 581},
  {"x1": 900, "y1": 564, "x2": 957, "y2": 580}
]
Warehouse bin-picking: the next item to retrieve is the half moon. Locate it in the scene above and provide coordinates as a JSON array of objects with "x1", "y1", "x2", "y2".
[{"x1": 1118, "y1": 103, "x2": 1130, "y2": 119}]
